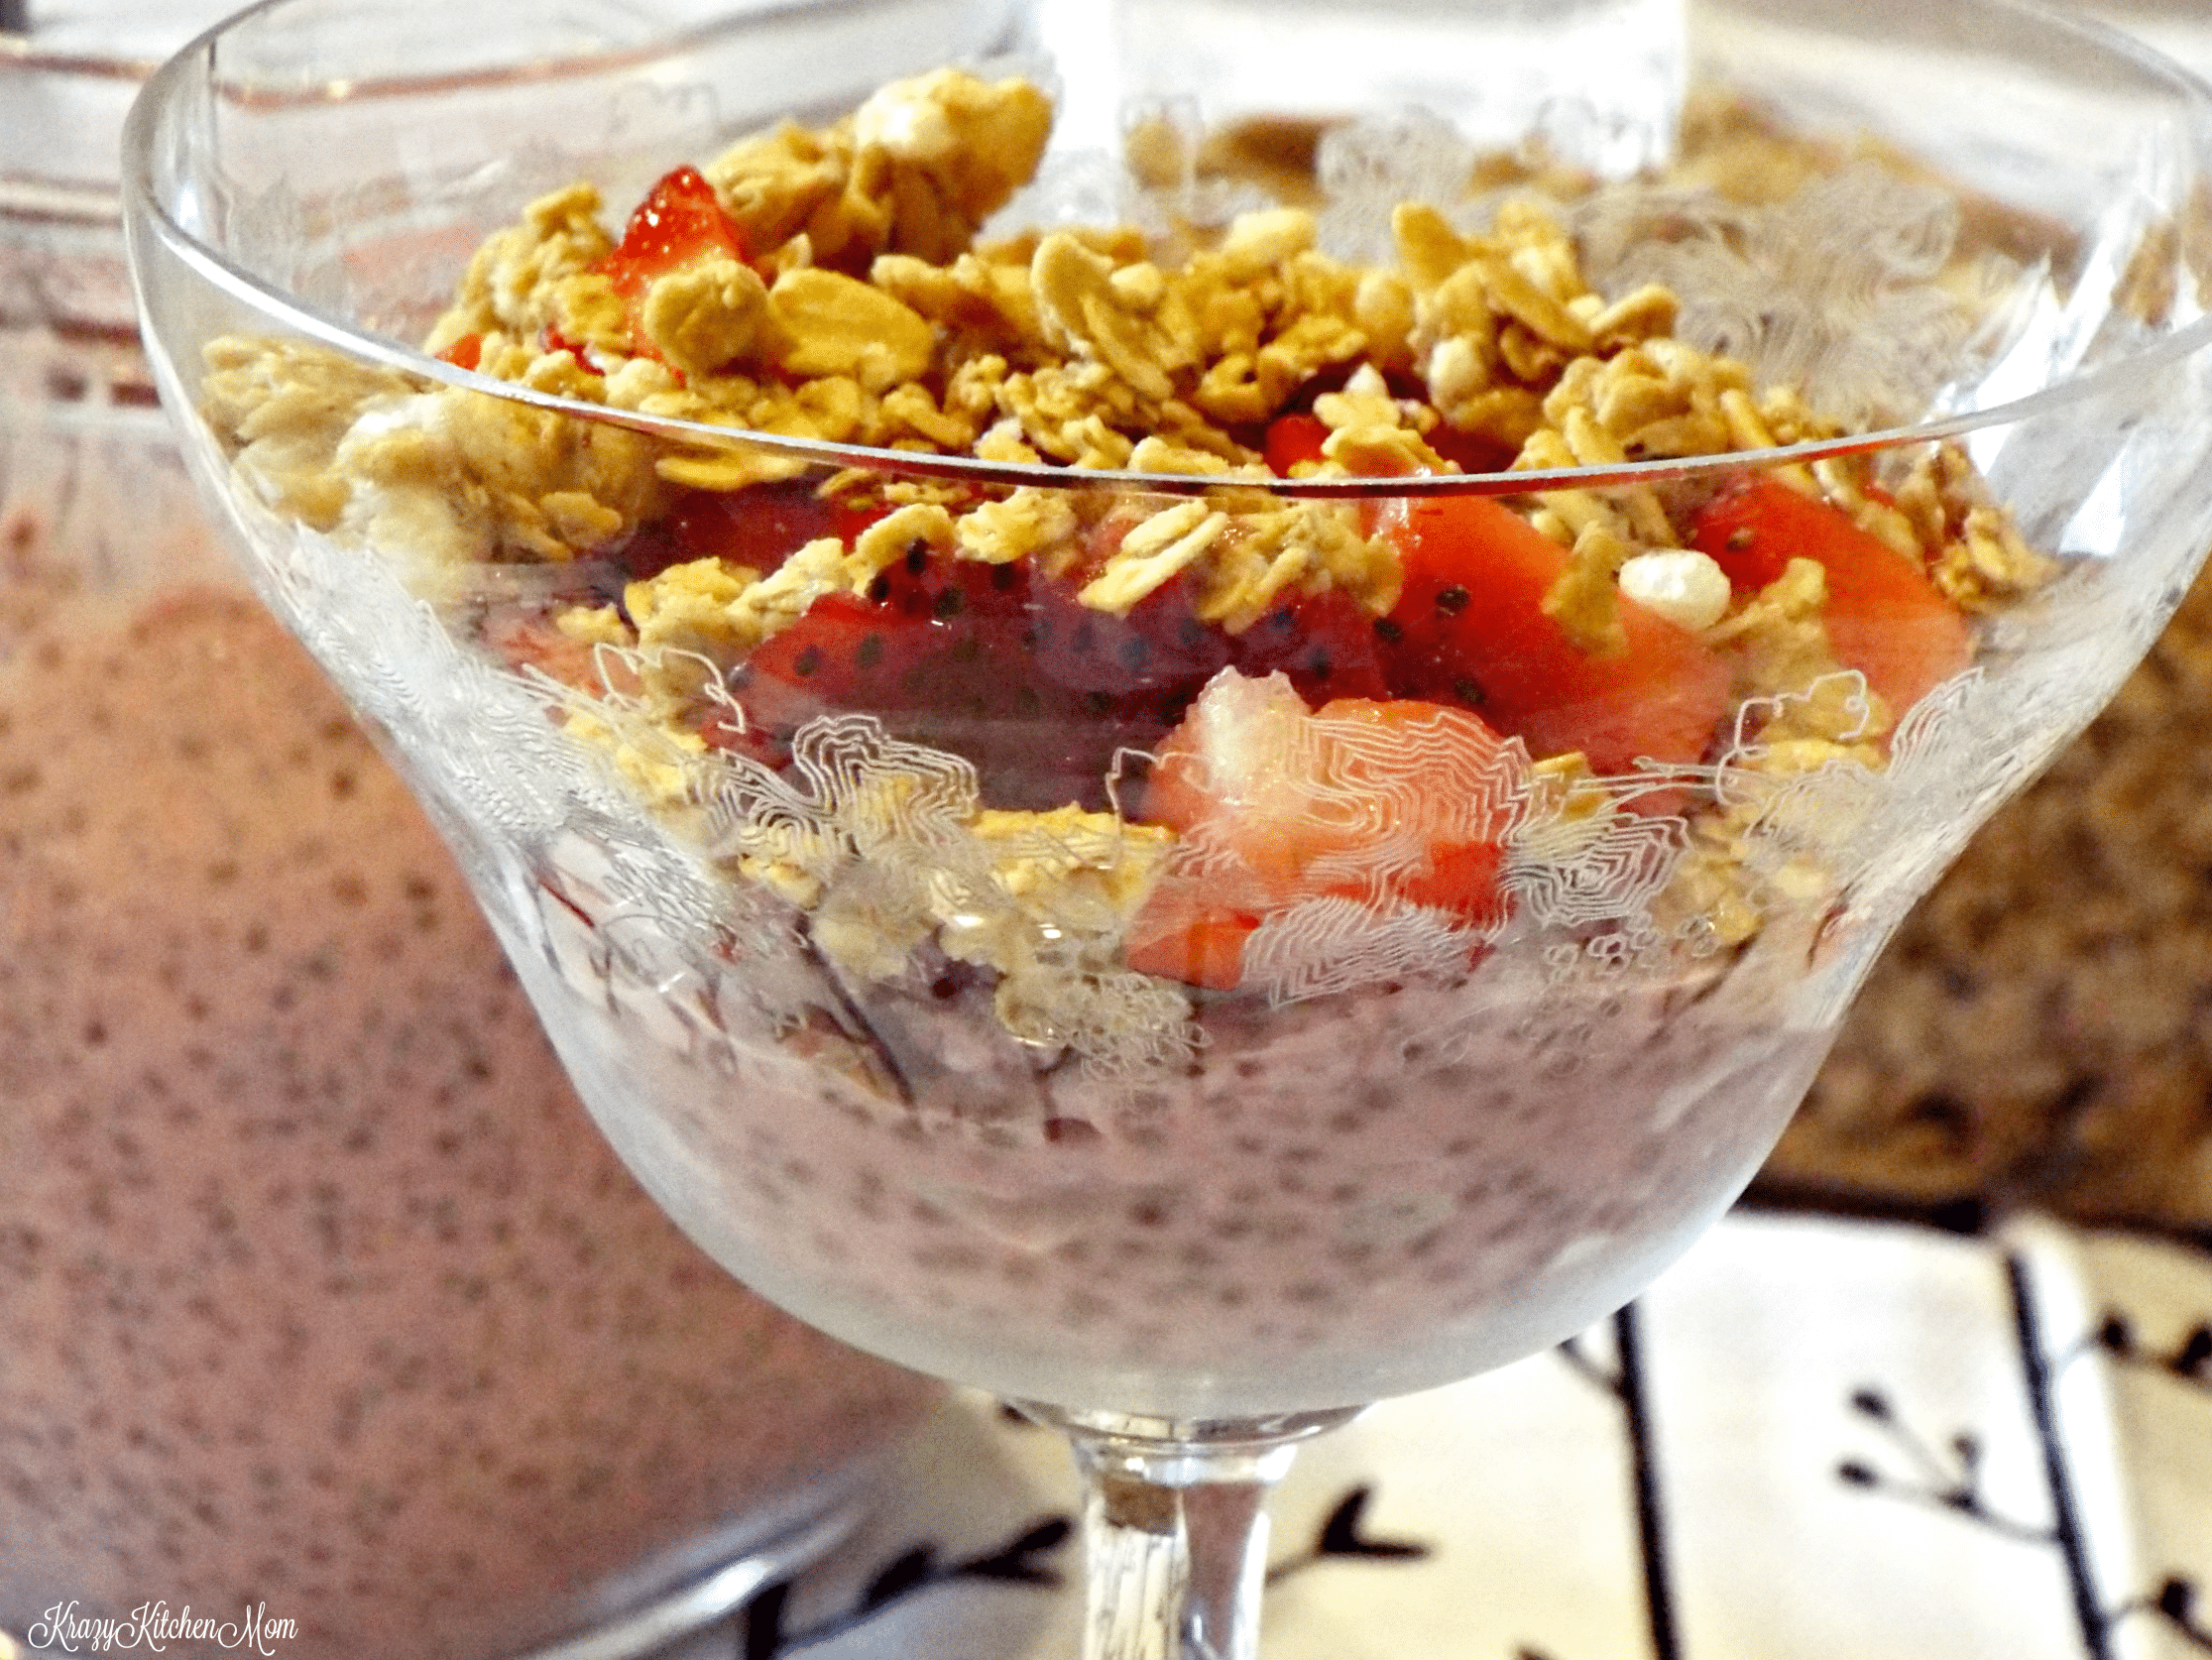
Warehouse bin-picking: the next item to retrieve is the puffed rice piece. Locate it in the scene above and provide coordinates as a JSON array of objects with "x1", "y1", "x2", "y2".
[{"x1": 1618, "y1": 549, "x2": 1732, "y2": 632}]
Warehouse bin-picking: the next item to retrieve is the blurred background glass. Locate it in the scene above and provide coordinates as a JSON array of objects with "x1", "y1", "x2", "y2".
[{"x1": 0, "y1": 7, "x2": 935, "y2": 1657}]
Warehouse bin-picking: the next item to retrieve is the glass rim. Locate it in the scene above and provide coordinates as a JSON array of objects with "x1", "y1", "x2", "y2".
[{"x1": 121, "y1": 0, "x2": 2212, "y2": 501}]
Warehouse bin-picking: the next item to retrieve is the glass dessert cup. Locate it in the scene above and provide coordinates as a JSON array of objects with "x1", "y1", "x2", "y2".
[
  {"x1": 122, "y1": 0, "x2": 2212, "y2": 1653},
  {"x1": 1, "y1": 13, "x2": 936, "y2": 1659}
]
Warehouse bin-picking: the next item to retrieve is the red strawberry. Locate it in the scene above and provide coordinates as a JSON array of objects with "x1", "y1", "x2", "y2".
[
  {"x1": 482, "y1": 605, "x2": 639, "y2": 697},
  {"x1": 1688, "y1": 473, "x2": 1971, "y2": 722},
  {"x1": 616, "y1": 484, "x2": 892, "y2": 590},
  {"x1": 1025, "y1": 576, "x2": 1230, "y2": 699},
  {"x1": 1071, "y1": 506, "x2": 1387, "y2": 703},
  {"x1": 1373, "y1": 493, "x2": 1730, "y2": 774},
  {"x1": 600, "y1": 166, "x2": 747, "y2": 294},
  {"x1": 721, "y1": 560, "x2": 1140, "y2": 811},
  {"x1": 705, "y1": 539, "x2": 1393, "y2": 811},
  {"x1": 1262, "y1": 413, "x2": 1330, "y2": 476},
  {"x1": 550, "y1": 165, "x2": 750, "y2": 367},
  {"x1": 1230, "y1": 587, "x2": 1389, "y2": 702},
  {"x1": 1128, "y1": 676, "x2": 1520, "y2": 990}
]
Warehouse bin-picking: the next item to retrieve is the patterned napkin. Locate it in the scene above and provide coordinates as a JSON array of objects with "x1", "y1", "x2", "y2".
[{"x1": 656, "y1": 1211, "x2": 2212, "y2": 1660}]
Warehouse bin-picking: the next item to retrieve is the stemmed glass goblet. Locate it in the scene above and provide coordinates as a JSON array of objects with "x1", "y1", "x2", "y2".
[{"x1": 124, "y1": 0, "x2": 2212, "y2": 1653}]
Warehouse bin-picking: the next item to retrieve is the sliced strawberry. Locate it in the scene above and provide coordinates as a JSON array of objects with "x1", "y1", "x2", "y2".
[
  {"x1": 1423, "y1": 423, "x2": 1522, "y2": 476},
  {"x1": 1231, "y1": 588, "x2": 1390, "y2": 703},
  {"x1": 1130, "y1": 672, "x2": 1520, "y2": 989},
  {"x1": 1075, "y1": 505, "x2": 1389, "y2": 704},
  {"x1": 716, "y1": 561, "x2": 1167, "y2": 811},
  {"x1": 1299, "y1": 697, "x2": 1511, "y2": 920},
  {"x1": 605, "y1": 483, "x2": 896, "y2": 601},
  {"x1": 705, "y1": 528, "x2": 1402, "y2": 813},
  {"x1": 482, "y1": 605, "x2": 637, "y2": 697},
  {"x1": 543, "y1": 322, "x2": 595, "y2": 365},
  {"x1": 1002, "y1": 572, "x2": 1230, "y2": 705},
  {"x1": 727, "y1": 588, "x2": 931, "y2": 734},
  {"x1": 1123, "y1": 889, "x2": 1262, "y2": 992},
  {"x1": 1689, "y1": 473, "x2": 1971, "y2": 720},
  {"x1": 1373, "y1": 494, "x2": 1730, "y2": 774},
  {"x1": 669, "y1": 485, "x2": 887, "y2": 577}
]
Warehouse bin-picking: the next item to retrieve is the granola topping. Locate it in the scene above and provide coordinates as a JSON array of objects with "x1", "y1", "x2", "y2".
[{"x1": 199, "y1": 65, "x2": 2054, "y2": 1060}]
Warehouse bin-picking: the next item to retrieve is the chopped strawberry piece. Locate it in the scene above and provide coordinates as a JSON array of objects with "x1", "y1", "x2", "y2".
[
  {"x1": 599, "y1": 164, "x2": 747, "y2": 300},
  {"x1": 1072, "y1": 507, "x2": 1388, "y2": 703},
  {"x1": 1130, "y1": 672, "x2": 1520, "y2": 988},
  {"x1": 700, "y1": 528, "x2": 1401, "y2": 813},
  {"x1": 482, "y1": 606, "x2": 636, "y2": 697},
  {"x1": 1230, "y1": 588, "x2": 1390, "y2": 703},
  {"x1": 1689, "y1": 473, "x2": 1971, "y2": 720},
  {"x1": 1124, "y1": 890, "x2": 1261, "y2": 992},
  {"x1": 542, "y1": 323, "x2": 594, "y2": 365},
  {"x1": 1373, "y1": 494, "x2": 1730, "y2": 774},
  {"x1": 1423, "y1": 423, "x2": 1522, "y2": 476},
  {"x1": 1300, "y1": 698, "x2": 1512, "y2": 920},
  {"x1": 1263, "y1": 413, "x2": 1330, "y2": 476},
  {"x1": 1006, "y1": 573, "x2": 1232, "y2": 704},
  {"x1": 719, "y1": 561, "x2": 1190, "y2": 811}
]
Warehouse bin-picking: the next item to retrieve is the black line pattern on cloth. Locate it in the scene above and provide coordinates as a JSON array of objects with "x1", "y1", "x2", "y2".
[
  {"x1": 741, "y1": 1516, "x2": 1073, "y2": 1658},
  {"x1": 2023, "y1": 1259, "x2": 2212, "y2": 1658},
  {"x1": 2076, "y1": 1311, "x2": 2212, "y2": 1391},
  {"x1": 2069, "y1": 1301, "x2": 2212, "y2": 1653},
  {"x1": 1553, "y1": 1330, "x2": 1618, "y2": 1397},
  {"x1": 1831, "y1": 1263, "x2": 2099, "y2": 1652},
  {"x1": 726, "y1": 1260, "x2": 2212, "y2": 1658},
  {"x1": 734, "y1": 1482, "x2": 1432, "y2": 1656},
  {"x1": 2010, "y1": 1252, "x2": 2108, "y2": 1659},
  {"x1": 1616, "y1": 1304, "x2": 1682, "y2": 1660},
  {"x1": 1833, "y1": 1385, "x2": 2054, "y2": 1544},
  {"x1": 1266, "y1": 1485, "x2": 1433, "y2": 1584},
  {"x1": 2109, "y1": 1580, "x2": 2212, "y2": 1654},
  {"x1": 1555, "y1": 1309, "x2": 1678, "y2": 1660},
  {"x1": 1830, "y1": 1257, "x2": 2212, "y2": 1660}
]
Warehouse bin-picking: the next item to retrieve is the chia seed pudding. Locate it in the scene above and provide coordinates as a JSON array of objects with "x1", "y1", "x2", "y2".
[{"x1": 530, "y1": 901, "x2": 1840, "y2": 1415}]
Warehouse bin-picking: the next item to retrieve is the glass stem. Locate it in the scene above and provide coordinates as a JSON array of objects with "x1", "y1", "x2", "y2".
[{"x1": 1016, "y1": 1402, "x2": 1362, "y2": 1660}]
